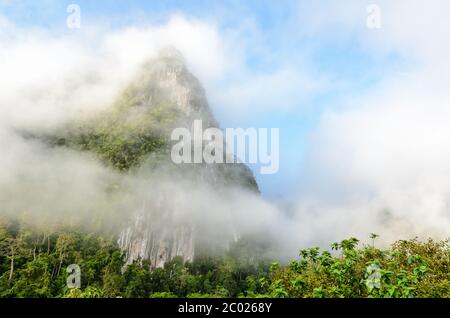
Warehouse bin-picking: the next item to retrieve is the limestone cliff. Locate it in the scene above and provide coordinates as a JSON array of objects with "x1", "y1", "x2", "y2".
[
  {"x1": 35, "y1": 47, "x2": 259, "y2": 269},
  {"x1": 113, "y1": 47, "x2": 258, "y2": 268}
]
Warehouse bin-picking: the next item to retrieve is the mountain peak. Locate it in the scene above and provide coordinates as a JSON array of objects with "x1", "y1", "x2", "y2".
[{"x1": 157, "y1": 46, "x2": 186, "y2": 63}]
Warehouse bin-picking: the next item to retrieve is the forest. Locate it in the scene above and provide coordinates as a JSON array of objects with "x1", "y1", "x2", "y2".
[{"x1": 1, "y1": 220, "x2": 448, "y2": 298}]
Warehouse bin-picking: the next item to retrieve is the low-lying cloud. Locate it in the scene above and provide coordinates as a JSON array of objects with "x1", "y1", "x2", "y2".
[{"x1": 1, "y1": 2, "x2": 450, "y2": 261}]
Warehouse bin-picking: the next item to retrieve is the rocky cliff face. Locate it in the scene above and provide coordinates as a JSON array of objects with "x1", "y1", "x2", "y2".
[
  {"x1": 115, "y1": 46, "x2": 218, "y2": 129},
  {"x1": 35, "y1": 47, "x2": 259, "y2": 269},
  {"x1": 118, "y1": 201, "x2": 195, "y2": 268},
  {"x1": 113, "y1": 47, "x2": 258, "y2": 268}
]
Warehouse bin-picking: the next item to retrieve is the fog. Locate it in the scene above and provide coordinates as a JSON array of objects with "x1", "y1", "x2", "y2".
[
  {"x1": 1, "y1": 9, "x2": 450, "y2": 261},
  {"x1": 0, "y1": 17, "x2": 297, "y2": 260}
]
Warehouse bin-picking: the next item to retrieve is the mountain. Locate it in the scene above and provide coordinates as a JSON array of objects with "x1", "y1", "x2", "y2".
[{"x1": 39, "y1": 47, "x2": 259, "y2": 268}]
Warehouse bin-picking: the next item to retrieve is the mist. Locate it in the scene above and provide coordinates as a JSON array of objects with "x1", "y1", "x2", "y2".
[
  {"x1": 1, "y1": 8, "x2": 450, "y2": 263},
  {"x1": 0, "y1": 16, "x2": 298, "y2": 261}
]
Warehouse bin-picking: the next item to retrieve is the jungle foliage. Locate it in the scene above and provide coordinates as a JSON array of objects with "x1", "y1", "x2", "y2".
[{"x1": 1, "y1": 220, "x2": 448, "y2": 298}]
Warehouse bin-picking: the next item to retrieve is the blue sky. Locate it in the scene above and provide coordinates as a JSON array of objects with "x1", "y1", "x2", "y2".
[
  {"x1": 0, "y1": 0, "x2": 401, "y2": 199},
  {"x1": 3, "y1": 0, "x2": 450, "y2": 245}
]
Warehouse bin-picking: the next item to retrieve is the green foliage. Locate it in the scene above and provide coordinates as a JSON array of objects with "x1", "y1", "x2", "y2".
[
  {"x1": 269, "y1": 237, "x2": 450, "y2": 298},
  {"x1": 0, "y1": 221, "x2": 449, "y2": 298},
  {"x1": 150, "y1": 292, "x2": 178, "y2": 298},
  {"x1": 45, "y1": 99, "x2": 182, "y2": 172}
]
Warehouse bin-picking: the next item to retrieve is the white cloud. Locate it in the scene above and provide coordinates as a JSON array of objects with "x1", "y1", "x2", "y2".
[
  {"x1": 0, "y1": 15, "x2": 231, "y2": 130},
  {"x1": 0, "y1": 14, "x2": 296, "y2": 253},
  {"x1": 2, "y1": 1, "x2": 450, "y2": 251},
  {"x1": 292, "y1": 0, "x2": 450, "y2": 244}
]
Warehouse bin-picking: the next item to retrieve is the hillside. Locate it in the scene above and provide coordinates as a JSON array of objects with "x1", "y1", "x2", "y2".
[{"x1": 21, "y1": 47, "x2": 259, "y2": 269}]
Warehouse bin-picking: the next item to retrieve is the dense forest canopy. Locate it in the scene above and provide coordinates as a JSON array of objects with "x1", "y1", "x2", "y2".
[{"x1": 1, "y1": 220, "x2": 448, "y2": 298}]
